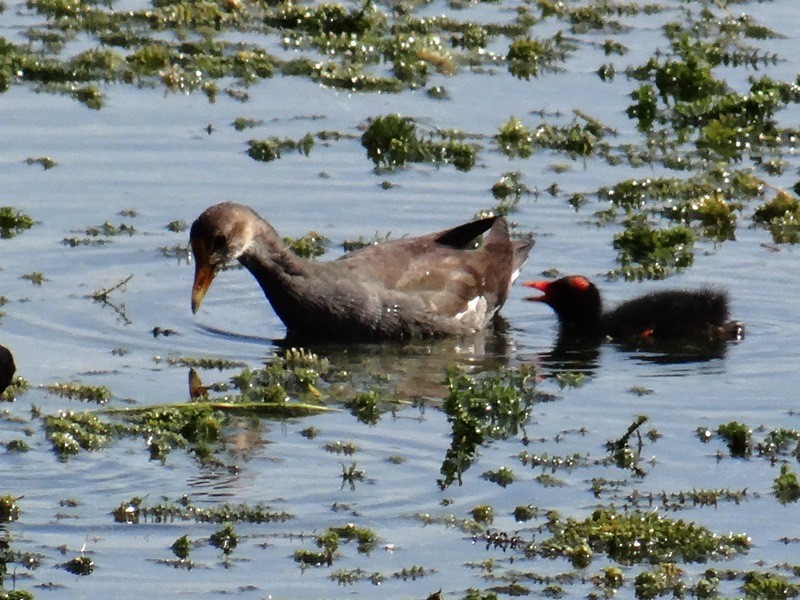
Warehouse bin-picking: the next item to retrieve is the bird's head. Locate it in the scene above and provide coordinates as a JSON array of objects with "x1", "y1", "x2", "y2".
[
  {"x1": 523, "y1": 275, "x2": 602, "y2": 331},
  {"x1": 189, "y1": 202, "x2": 258, "y2": 314}
]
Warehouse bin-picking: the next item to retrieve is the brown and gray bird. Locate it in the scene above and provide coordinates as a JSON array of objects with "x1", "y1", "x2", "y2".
[
  {"x1": 190, "y1": 202, "x2": 533, "y2": 340},
  {"x1": 0, "y1": 345, "x2": 16, "y2": 395}
]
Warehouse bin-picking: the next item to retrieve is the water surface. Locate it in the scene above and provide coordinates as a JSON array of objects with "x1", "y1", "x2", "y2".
[{"x1": 2, "y1": 0, "x2": 800, "y2": 597}]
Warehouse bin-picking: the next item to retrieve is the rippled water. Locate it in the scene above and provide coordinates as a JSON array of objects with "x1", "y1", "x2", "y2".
[{"x1": 2, "y1": 0, "x2": 800, "y2": 597}]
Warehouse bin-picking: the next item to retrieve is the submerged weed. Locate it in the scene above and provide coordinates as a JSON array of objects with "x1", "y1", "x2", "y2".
[
  {"x1": 209, "y1": 523, "x2": 238, "y2": 555},
  {"x1": 0, "y1": 206, "x2": 33, "y2": 239},
  {"x1": 283, "y1": 231, "x2": 328, "y2": 258},
  {"x1": 438, "y1": 366, "x2": 537, "y2": 489},
  {"x1": 611, "y1": 217, "x2": 695, "y2": 281},
  {"x1": 24, "y1": 156, "x2": 56, "y2": 170},
  {"x1": 247, "y1": 134, "x2": 314, "y2": 162},
  {"x1": 61, "y1": 555, "x2": 94, "y2": 576},
  {"x1": 481, "y1": 467, "x2": 514, "y2": 488},
  {"x1": 1, "y1": 376, "x2": 30, "y2": 402},
  {"x1": 45, "y1": 382, "x2": 111, "y2": 403},
  {"x1": 170, "y1": 535, "x2": 191, "y2": 561},
  {"x1": 361, "y1": 115, "x2": 476, "y2": 171},
  {"x1": 717, "y1": 421, "x2": 752, "y2": 458},
  {"x1": 534, "y1": 507, "x2": 750, "y2": 565},
  {"x1": 496, "y1": 116, "x2": 533, "y2": 159},
  {"x1": 773, "y1": 464, "x2": 800, "y2": 504},
  {"x1": 112, "y1": 495, "x2": 292, "y2": 525},
  {"x1": 752, "y1": 191, "x2": 800, "y2": 244},
  {"x1": 0, "y1": 495, "x2": 20, "y2": 523}
]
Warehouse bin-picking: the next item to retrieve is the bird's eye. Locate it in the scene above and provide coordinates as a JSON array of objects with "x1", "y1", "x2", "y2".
[{"x1": 210, "y1": 234, "x2": 226, "y2": 254}]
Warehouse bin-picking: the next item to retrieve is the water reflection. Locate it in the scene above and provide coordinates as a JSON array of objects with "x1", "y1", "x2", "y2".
[
  {"x1": 275, "y1": 325, "x2": 518, "y2": 399},
  {"x1": 536, "y1": 332, "x2": 737, "y2": 376}
]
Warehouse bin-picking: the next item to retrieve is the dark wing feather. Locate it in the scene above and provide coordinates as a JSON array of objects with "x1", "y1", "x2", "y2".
[{"x1": 433, "y1": 216, "x2": 499, "y2": 249}]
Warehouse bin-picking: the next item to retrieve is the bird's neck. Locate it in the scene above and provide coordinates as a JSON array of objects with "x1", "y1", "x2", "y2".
[
  {"x1": 237, "y1": 225, "x2": 318, "y2": 327},
  {"x1": 555, "y1": 300, "x2": 604, "y2": 339}
]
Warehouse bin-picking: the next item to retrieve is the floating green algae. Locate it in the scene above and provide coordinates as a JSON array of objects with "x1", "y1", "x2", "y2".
[
  {"x1": 209, "y1": 523, "x2": 238, "y2": 555},
  {"x1": 0, "y1": 496, "x2": 20, "y2": 523},
  {"x1": 44, "y1": 382, "x2": 112, "y2": 403},
  {"x1": 717, "y1": 421, "x2": 752, "y2": 458},
  {"x1": 247, "y1": 133, "x2": 314, "y2": 162},
  {"x1": 112, "y1": 495, "x2": 292, "y2": 525},
  {"x1": 283, "y1": 231, "x2": 329, "y2": 258},
  {"x1": 361, "y1": 114, "x2": 476, "y2": 171},
  {"x1": 772, "y1": 464, "x2": 800, "y2": 505},
  {"x1": 438, "y1": 366, "x2": 537, "y2": 489},
  {"x1": 534, "y1": 507, "x2": 750, "y2": 566},
  {"x1": 0, "y1": 207, "x2": 34, "y2": 239}
]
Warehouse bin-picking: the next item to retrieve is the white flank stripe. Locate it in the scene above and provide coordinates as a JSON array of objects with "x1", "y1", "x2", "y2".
[{"x1": 455, "y1": 296, "x2": 487, "y2": 326}]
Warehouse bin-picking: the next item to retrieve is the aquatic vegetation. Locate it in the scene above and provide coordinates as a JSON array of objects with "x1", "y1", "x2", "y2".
[
  {"x1": 529, "y1": 114, "x2": 607, "y2": 159},
  {"x1": 623, "y1": 487, "x2": 750, "y2": 511},
  {"x1": 4, "y1": 439, "x2": 29, "y2": 453},
  {"x1": 344, "y1": 391, "x2": 381, "y2": 425},
  {"x1": 20, "y1": 272, "x2": 45, "y2": 286},
  {"x1": 247, "y1": 134, "x2": 314, "y2": 162},
  {"x1": 773, "y1": 465, "x2": 800, "y2": 505},
  {"x1": 61, "y1": 555, "x2": 94, "y2": 576},
  {"x1": 165, "y1": 219, "x2": 186, "y2": 232},
  {"x1": 0, "y1": 206, "x2": 33, "y2": 239},
  {"x1": 438, "y1": 366, "x2": 537, "y2": 489},
  {"x1": 533, "y1": 507, "x2": 750, "y2": 565},
  {"x1": 209, "y1": 523, "x2": 238, "y2": 555},
  {"x1": 341, "y1": 462, "x2": 365, "y2": 489},
  {"x1": 170, "y1": 535, "x2": 191, "y2": 561},
  {"x1": 41, "y1": 401, "x2": 230, "y2": 462},
  {"x1": 89, "y1": 274, "x2": 133, "y2": 323},
  {"x1": 513, "y1": 505, "x2": 542, "y2": 522},
  {"x1": 741, "y1": 571, "x2": 800, "y2": 598},
  {"x1": 491, "y1": 171, "x2": 529, "y2": 203},
  {"x1": 481, "y1": 467, "x2": 514, "y2": 487},
  {"x1": 24, "y1": 156, "x2": 56, "y2": 170},
  {"x1": 0, "y1": 376, "x2": 29, "y2": 402},
  {"x1": 328, "y1": 523, "x2": 378, "y2": 554},
  {"x1": 634, "y1": 563, "x2": 685, "y2": 599},
  {"x1": 752, "y1": 191, "x2": 800, "y2": 244},
  {"x1": 518, "y1": 451, "x2": 588, "y2": 471},
  {"x1": 611, "y1": 217, "x2": 695, "y2": 281},
  {"x1": 294, "y1": 548, "x2": 330, "y2": 567},
  {"x1": 2, "y1": 0, "x2": 794, "y2": 281},
  {"x1": 232, "y1": 117, "x2": 264, "y2": 131},
  {"x1": 553, "y1": 371, "x2": 585, "y2": 389},
  {"x1": 605, "y1": 415, "x2": 650, "y2": 476},
  {"x1": 496, "y1": 116, "x2": 533, "y2": 159},
  {"x1": 283, "y1": 231, "x2": 329, "y2": 259},
  {"x1": 361, "y1": 115, "x2": 476, "y2": 171},
  {"x1": 112, "y1": 495, "x2": 292, "y2": 525},
  {"x1": 324, "y1": 440, "x2": 358, "y2": 455},
  {"x1": 44, "y1": 410, "x2": 119, "y2": 458},
  {"x1": 83, "y1": 221, "x2": 135, "y2": 237},
  {"x1": 470, "y1": 505, "x2": 494, "y2": 525},
  {"x1": 717, "y1": 421, "x2": 752, "y2": 458},
  {"x1": 506, "y1": 34, "x2": 574, "y2": 80},
  {"x1": 44, "y1": 382, "x2": 111, "y2": 403},
  {"x1": 164, "y1": 356, "x2": 246, "y2": 370},
  {"x1": 0, "y1": 496, "x2": 19, "y2": 523}
]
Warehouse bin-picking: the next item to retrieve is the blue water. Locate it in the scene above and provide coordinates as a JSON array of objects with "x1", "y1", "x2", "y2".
[{"x1": 2, "y1": 0, "x2": 800, "y2": 597}]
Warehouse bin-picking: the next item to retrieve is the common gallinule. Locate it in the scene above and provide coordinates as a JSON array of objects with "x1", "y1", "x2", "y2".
[
  {"x1": 0, "y1": 344, "x2": 15, "y2": 394},
  {"x1": 190, "y1": 202, "x2": 534, "y2": 340},
  {"x1": 523, "y1": 275, "x2": 744, "y2": 343}
]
